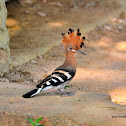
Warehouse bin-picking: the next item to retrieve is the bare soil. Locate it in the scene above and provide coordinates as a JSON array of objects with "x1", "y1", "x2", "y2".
[{"x1": 4, "y1": 12, "x2": 126, "y2": 105}]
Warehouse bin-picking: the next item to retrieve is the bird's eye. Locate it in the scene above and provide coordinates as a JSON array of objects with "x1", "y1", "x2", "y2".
[{"x1": 70, "y1": 47, "x2": 72, "y2": 50}]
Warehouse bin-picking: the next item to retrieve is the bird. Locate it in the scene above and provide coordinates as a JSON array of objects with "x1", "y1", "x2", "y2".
[{"x1": 22, "y1": 28, "x2": 86, "y2": 98}]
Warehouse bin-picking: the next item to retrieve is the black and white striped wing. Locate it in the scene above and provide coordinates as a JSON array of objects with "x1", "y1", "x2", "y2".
[
  {"x1": 36, "y1": 69, "x2": 75, "y2": 90},
  {"x1": 22, "y1": 69, "x2": 76, "y2": 98}
]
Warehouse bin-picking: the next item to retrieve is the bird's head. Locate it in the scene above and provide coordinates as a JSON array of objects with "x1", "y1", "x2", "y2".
[{"x1": 62, "y1": 28, "x2": 86, "y2": 55}]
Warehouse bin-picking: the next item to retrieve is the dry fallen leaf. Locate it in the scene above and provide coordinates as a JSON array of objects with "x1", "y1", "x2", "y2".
[{"x1": 43, "y1": 74, "x2": 49, "y2": 78}]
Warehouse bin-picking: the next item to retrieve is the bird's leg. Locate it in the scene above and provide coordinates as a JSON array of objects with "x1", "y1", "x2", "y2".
[
  {"x1": 58, "y1": 88, "x2": 64, "y2": 92},
  {"x1": 56, "y1": 88, "x2": 64, "y2": 95}
]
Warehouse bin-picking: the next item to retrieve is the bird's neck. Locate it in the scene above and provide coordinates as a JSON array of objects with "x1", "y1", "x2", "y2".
[{"x1": 63, "y1": 51, "x2": 77, "y2": 69}]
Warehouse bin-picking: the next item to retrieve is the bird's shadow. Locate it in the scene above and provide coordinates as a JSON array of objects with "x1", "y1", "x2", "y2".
[{"x1": 34, "y1": 89, "x2": 76, "y2": 98}]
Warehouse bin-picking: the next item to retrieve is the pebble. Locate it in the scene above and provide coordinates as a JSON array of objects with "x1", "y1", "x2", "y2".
[
  {"x1": 25, "y1": 10, "x2": 30, "y2": 14},
  {"x1": 2, "y1": 78, "x2": 9, "y2": 82},
  {"x1": 118, "y1": 25, "x2": 123, "y2": 31},
  {"x1": 118, "y1": 19, "x2": 124, "y2": 24},
  {"x1": 37, "y1": 55, "x2": 43, "y2": 59},
  {"x1": 37, "y1": 12, "x2": 46, "y2": 17},
  {"x1": 85, "y1": 1, "x2": 95, "y2": 8},
  {"x1": 56, "y1": 2, "x2": 63, "y2": 7},
  {"x1": 104, "y1": 25, "x2": 112, "y2": 31},
  {"x1": 48, "y1": 2, "x2": 63, "y2": 7},
  {"x1": 33, "y1": 79, "x2": 38, "y2": 83},
  {"x1": 30, "y1": 59, "x2": 37, "y2": 64},
  {"x1": 111, "y1": 18, "x2": 118, "y2": 23},
  {"x1": 96, "y1": 25, "x2": 104, "y2": 31},
  {"x1": 23, "y1": 81, "x2": 30, "y2": 84}
]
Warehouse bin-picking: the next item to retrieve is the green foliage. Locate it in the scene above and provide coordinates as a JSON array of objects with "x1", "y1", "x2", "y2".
[
  {"x1": 0, "y1": 124, "x2": 2, "y2": 126},
  {"x1": 25, "y1": 117, "x2": 44, "y2": 126},
  {"x1": 64, "y1": 85, "x2": 70, "y2": 89}
]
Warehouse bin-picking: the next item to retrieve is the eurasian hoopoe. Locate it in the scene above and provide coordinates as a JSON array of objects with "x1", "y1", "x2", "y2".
[{"x1": 22, "y1": 28, "x2": 86, "y2": 98}]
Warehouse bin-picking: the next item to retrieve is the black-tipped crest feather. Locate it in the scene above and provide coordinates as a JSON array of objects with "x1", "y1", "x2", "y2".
[
  {"x1": 77, "y1": 29, "x2": 80, "y2": 33},
  {"x1": 82, "y1": 36, "x2": 85, "y2": 40}
]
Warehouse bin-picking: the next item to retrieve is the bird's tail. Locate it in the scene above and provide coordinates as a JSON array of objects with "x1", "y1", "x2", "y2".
[{"x1": 22, "y1": 88, "x2": 42, "y2": 98}]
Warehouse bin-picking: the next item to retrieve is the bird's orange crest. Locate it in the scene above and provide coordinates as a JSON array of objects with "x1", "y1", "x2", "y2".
[{"x1": 62, "y1": 28, "x2": 85, "y2": 50}]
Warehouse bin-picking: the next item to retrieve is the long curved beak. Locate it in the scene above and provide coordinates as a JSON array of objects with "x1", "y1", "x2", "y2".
[{"x1": 71, "y1": 49, "x2": 86, "y2": 55}]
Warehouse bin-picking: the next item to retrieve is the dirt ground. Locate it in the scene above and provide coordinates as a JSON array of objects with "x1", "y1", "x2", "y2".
[
  {"x1": 4, "y1": 0, "x2": 126, "y2": 104},
  {"x1": 1, "y1": 82, "x2": 126, "y2": 126},
  {"x1": 0, "y1": 0, "x2": 126, "y2": 125},
  {"x1": 9, "y1": 20, "x2": 126, "y2": 106}
]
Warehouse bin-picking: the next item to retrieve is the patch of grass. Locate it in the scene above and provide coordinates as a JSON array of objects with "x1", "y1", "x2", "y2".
[{"x1": 25, "y1": 117, "x2": 44, "y2": 126}]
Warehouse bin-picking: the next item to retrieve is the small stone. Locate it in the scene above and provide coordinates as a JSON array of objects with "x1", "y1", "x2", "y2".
[
  {"x1": 2, "y1": 78, "x2": 9, "y2": 82},
  {"x1": 37, "y1": 55, "x2": 43, "y2": 59},
  {"x1": 25, "y1": 10, "x2": 30, "y2": 14},
  {"x1": 23, "y1": 81, "x2": 30, "y2": 84},
  {"x1": 118, "y1": 19, "x2": 124, "y2": 24},
  {"x1": 48, "y1": 2, "x2": 63, "y2": 7},
  {"x1": 111, "y1": 18, "x2": 118, "y2": 23},
  {"x1": 30, "y1": 59, "x2": 37, "y2": 64},
  {"x1": 96, "y1": 25, "x2": 104, "y2": 31},
  {"x1": 104, "y1": 25, "x2": 112, "y2": 31},
  {"x1": 37, "y1": 12, "x2": 46, "y2": 17},
  {"x1": 85, "y1": 1, "x2": 95, "y2": 8},
  {"x1": 56, "y1": 2, "x2": 63, "y2": 7},
  {"x1": 33, "y1": 79, "x2": 38, "y2": 83},
  {"x1": 118, "y1": 25, "x2": 123, "y2": 31}
]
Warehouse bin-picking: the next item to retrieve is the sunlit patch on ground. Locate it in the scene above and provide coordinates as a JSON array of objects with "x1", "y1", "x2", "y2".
[
  {"x1": 47, "y1": 22, "x2": 65, "y2": 27},
  {"x1": 6, "y1": 18, "x2": 18, "y2": 28},
  {"x1": 115, "y1": 41, "x2": 126, "y2": 51},
  {"x1": 97, "y1": 37, "x2": 112, "y2": 48},
  {"x1": 6, "y1": 18, "x2": 20, "y2": 36},
  {"x1": 89, "y1": 37, "x2": 112, "y2": 48},
  {"x1": 110, "y1": 88, "x2": 126, "y2": 105}
]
